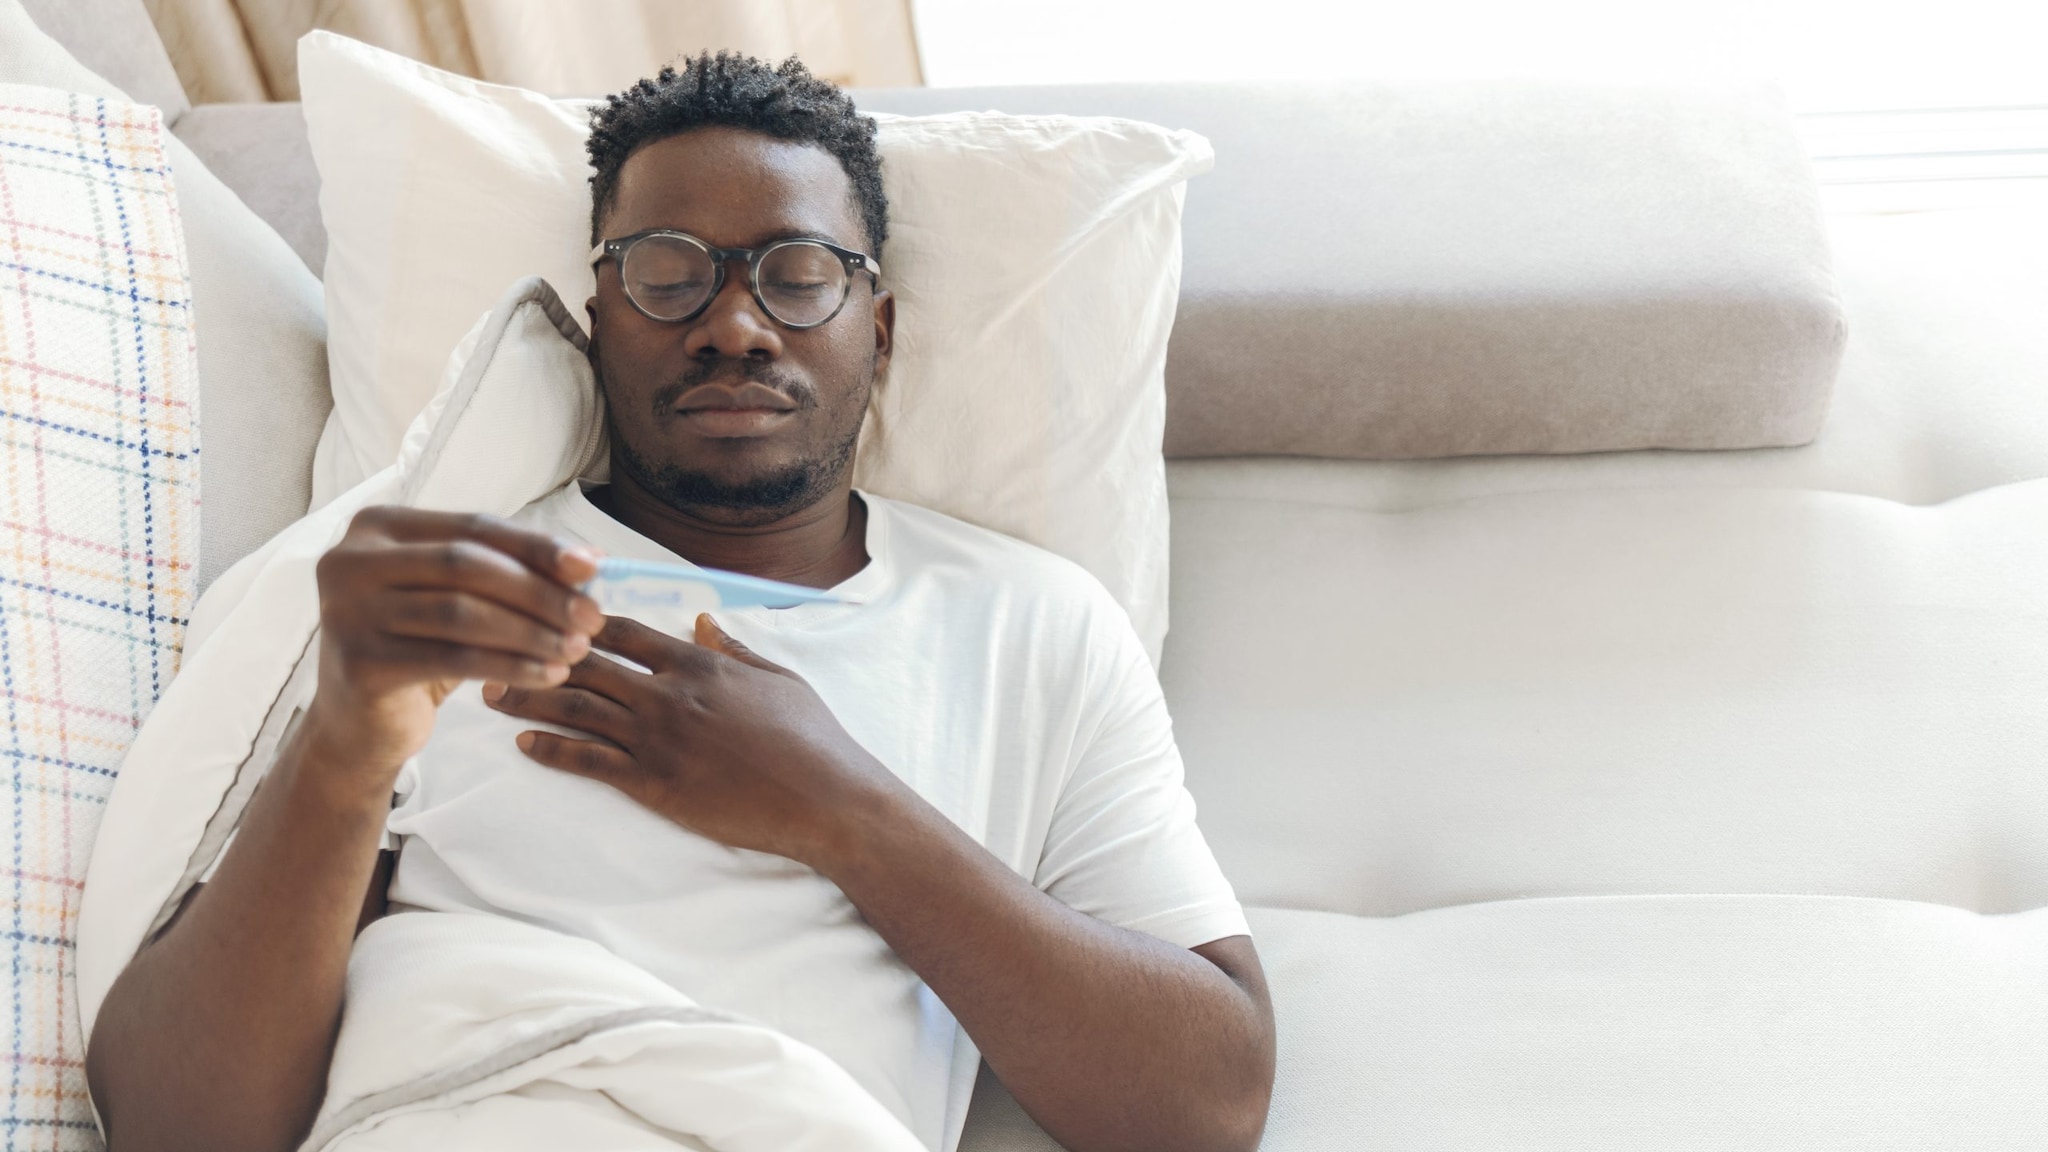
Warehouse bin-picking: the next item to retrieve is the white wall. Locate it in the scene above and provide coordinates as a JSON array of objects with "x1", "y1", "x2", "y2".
[{"x1": 912, "y1": 0, "x2": 2048, "y2": 113}]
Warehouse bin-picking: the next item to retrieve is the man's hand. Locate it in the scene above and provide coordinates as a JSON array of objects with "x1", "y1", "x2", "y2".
[
  {"x1": 313, "y1": 506, "x2": 606, "y2": 773},
  {"x1": 482, "y1": 613, "x2": 899, "y2": 864}
]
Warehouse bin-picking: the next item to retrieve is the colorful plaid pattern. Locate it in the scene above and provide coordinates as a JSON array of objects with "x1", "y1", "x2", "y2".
[{"x1": 0, "y1": 86, "x2": 199, "y2": 1149}]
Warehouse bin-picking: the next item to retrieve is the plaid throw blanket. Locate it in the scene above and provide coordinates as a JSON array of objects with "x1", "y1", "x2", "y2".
[{"x1": 0, "y1": 85, "x2": 199, "y2": 1147}]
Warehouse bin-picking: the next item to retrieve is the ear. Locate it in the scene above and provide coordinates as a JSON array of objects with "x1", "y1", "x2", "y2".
[{"x1": 870, "y1": 287, "x2": 894, "y2": 376}]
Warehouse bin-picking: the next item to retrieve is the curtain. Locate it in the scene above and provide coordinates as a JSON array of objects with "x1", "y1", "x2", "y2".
[{"x1": 142, "y1": 0, "x2": 923, "y2": 104}]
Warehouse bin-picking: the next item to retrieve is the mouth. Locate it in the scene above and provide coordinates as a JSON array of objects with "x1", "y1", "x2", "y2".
[{"x1": 672, "y1": 380, "x2": 800, "y2": 439}]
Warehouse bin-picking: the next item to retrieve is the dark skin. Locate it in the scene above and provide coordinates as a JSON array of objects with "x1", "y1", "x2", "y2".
[{"x1": 86, "y1": 125, "x2": 1275, "y2": 1152}]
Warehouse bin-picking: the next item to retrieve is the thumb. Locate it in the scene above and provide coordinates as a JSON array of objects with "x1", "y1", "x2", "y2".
[{"x1": 694, "y1": 613, "x2": 788, "y2": 674}]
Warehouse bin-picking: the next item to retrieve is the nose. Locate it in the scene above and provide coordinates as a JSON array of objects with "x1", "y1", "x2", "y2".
[{"x1": 681, "y1": 263, "x2": 784, "y2": 361}]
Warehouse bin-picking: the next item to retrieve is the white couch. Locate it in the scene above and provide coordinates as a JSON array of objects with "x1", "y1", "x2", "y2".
[{"x1": 19, "y1": 0, "x2": 2048, "y2": 1147}]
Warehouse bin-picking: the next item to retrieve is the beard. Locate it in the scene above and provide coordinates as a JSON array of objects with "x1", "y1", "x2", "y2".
[{"x1": 606, "y1": 357, "x2": 864, "y2": 526}]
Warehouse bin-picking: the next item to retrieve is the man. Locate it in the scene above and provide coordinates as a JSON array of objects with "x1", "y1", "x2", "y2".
[{"x1": 88, "y1": 53, "x2": 1275, "y2": 1152}]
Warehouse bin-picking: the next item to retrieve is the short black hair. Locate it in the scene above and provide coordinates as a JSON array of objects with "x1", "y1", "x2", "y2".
[{"x1": 586, "y1": 52, "x2": 888, "y2": 255}]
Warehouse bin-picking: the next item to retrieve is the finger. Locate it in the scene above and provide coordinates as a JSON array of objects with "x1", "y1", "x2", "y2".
[
  {"x1": 515, "y1": 730, "x2": 639, "y2": 792},
  {"x1": 561, "y1": 649, "x2": 649, "y2": 705},
  {"x1": 380, "y1": 589, "x2": 591, "y2": 664},
  {"x1": 482, "y1": 681, "x2": 632, "y2": 745},
  {"x1": 374, "y1": 541, "x2": 604, "y2": 638},
  {"x1": 694, "y1": 614, "x2": 788, "y2": 674},
  {"x1": 362, "y1": 506, "x2": 603, "y2": 586},
  {"x1": 593, "y1": 614, "x2": 699, "y2": 672},
  {"x1": 372, "y1": 636, "x2": 570, "y2": 689}
]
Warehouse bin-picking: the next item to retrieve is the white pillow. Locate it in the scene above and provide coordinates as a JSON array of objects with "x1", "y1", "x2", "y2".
[{"x1": 298, "y1": 30, "x2": 1209, "y2": 661}]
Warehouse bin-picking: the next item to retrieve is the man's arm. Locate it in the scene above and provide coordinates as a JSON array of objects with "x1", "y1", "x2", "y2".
[
  {"x1": 492, "y1": 614, "x2": 1276, "y2": 1152},
  {"x1": 88, "y1": 741, "x2": 396, "y2": 1152},
  {"x1": 823, "y1": 789, "x2": 1274, "y2": 1152},
  {"x1": 86, "y1": 509, "x2": 604, "y2": 1152}
]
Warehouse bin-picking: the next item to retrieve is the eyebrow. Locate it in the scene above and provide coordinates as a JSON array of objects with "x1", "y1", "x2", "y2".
[
  {"x1": 610, "y1": 227, "x2": 854, "y2": 249},
  {"x1": 768, "y1": 229, "x2": 847, "y2": 246}
]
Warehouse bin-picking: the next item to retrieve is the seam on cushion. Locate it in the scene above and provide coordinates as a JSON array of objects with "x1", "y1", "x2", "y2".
[
  {"x1": 398, "y1": 276, "x2": 586, "y2": 507},
  {"x1": 1243, "y1": 892, "x2": 2048, "y2": 922},
  {"x1": 141, "y1": 628, "x2": 321, "y2": 944},
  {"x1": 1165, "y1": 474, "x2": 2048, "y2": 518}
]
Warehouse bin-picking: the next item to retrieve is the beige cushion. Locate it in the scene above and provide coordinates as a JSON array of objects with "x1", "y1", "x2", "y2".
[
  {"x1": 5, "y1": 0, "x2": 332, "y2": 590},
  {"x1": 1165, "y1": 207, "x2": 2048, "y2": 513},
  {"x1": 856, "y1": 81, "x2": 1846, "y2": 460}
]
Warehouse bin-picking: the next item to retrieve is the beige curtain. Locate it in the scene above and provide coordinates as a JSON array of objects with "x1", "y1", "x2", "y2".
[{"x1": 143, "y1": 0, "x2": 923, "y2": 104}]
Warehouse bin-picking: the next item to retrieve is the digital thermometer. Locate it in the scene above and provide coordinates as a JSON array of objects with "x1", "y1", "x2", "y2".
[{"x1": 583, "y1": 556, "x2": 859, "y2": 616}]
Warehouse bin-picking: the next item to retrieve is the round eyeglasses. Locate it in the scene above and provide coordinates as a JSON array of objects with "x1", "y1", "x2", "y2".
[{"x1": 589, "y1": 229, "x2": 883, "y2": 330}]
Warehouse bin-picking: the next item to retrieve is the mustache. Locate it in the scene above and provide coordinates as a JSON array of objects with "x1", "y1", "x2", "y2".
[{"x1": 651, "y1": 358, "x2": 814, "y2": 413}]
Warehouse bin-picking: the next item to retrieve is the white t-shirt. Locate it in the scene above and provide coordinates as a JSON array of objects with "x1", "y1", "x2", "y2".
[{"x1": 382, "y1": 482, "x2": 1249, "y2": 1151}]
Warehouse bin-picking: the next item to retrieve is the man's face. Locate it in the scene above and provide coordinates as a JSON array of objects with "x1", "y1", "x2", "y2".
[{"x1": 588, "y1": 126, "x2": 892, "y2": 526}]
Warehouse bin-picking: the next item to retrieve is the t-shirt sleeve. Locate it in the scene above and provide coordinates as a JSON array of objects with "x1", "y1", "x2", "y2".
[{"x1": 1031, "y1": 618, "x2": 1251, "y2": 950}]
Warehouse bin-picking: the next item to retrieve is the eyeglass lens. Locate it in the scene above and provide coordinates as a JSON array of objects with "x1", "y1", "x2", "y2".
[{"x1": 621, "y1": 236, "x2": 850, "y2": 328}]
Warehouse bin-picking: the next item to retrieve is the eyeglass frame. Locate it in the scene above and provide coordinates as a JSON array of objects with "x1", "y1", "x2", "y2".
[{"x1": 588, "y1": 229, "x2": 883, "y2": 331}]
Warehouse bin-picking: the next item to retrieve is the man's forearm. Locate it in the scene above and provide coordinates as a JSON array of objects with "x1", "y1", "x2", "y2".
[
  {"x1": 87, "y1": 715, "x2": 395, "y2": 1152},
  {"x1": 815, "y1": 781, "x2": 1275, "y2": 1152}
]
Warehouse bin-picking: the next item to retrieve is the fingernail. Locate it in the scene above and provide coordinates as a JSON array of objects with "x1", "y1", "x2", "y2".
[
  {"x1": 562, "y1": 632, "x2": 590, "y2": 661},
  {"x1": 480, "y1": 681, "x2": 507, "y2": 704},
  {"x1": 570, "y1": 595, "x2": 604, "y2": 632},
  {"x1": 544, "y1": 662, "x2": 570, "y2": 682},
  {"x1": 516, "y1": 731, "x2": 536, "y2": 752},
  {"x1": 563, "y1": 545, "x2": 602, "y2": 569}
]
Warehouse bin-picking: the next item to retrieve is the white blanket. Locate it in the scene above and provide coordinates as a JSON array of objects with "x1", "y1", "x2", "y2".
[
  {"x1": 305, "y1": 912, "x2": 921, "y2": 1152},
  {"x1": 75, "y1": 278, "x2": 921, "y2": 1149}
]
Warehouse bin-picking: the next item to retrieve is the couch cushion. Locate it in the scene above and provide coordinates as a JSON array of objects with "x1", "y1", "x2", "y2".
[
  {"x1": 0, "y1": 81, "x2": 201, "y2": 1145},
  {"x1": 856, "y1": 81, "x2": 1844, "y2": 460},
  {"x1": 1165, "y1": 205, "x2": 2048, "y2": 512},
  {"x1": 5, "y1": 0, "x2": 333, "y2": 591},
  {"x1": 1162, "y1": 479, "x2": 2048, "y2": 917},
  {"x1": 1247, "y1": 897, "x2": 2048, "y2": 1149},
  {"x1": 961, "y1": 891, "x2": 2048, "y2": 1151}
]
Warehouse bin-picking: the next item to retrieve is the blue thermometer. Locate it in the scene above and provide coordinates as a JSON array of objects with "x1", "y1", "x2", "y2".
[{"x1": 584, "y1": 556, "x2": 859, "y2": 616}]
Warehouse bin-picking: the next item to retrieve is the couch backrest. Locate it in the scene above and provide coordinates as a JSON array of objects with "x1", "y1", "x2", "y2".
[
  {"x1": 19, "y1": 0, "x2": 186, "y2": 121},
  {"x1": 858, "y1": 82, "x2": 1845, "y2": 460},
  {"x1": 127, "y1": 58, "x2": 1848, "y2": 468}
]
